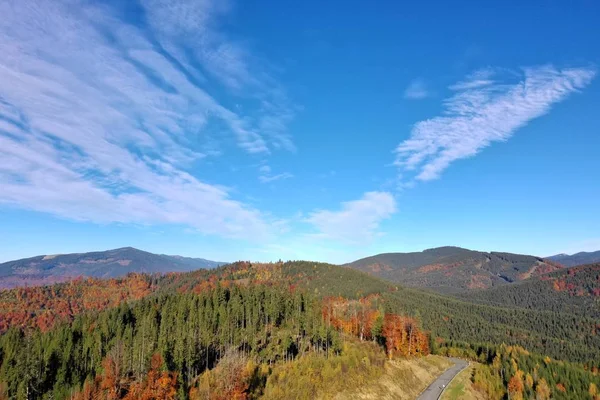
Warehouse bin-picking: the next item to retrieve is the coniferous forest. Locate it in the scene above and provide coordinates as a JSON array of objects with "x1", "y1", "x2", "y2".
[{"x1": 0, "y1": 261, "x2": 598, "y2": 399}]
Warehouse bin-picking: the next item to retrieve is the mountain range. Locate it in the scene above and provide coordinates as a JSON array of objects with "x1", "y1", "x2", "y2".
[
  {"x1": 2, "y1": 245, "x2": 597, "y2": 293},
  {"x1": 0, "y1": 247, "x2": 226, "y2": 289},
  {"x1": 546, "y1": 250, "x2": 600, "y2": 267},
  {"x1": 344, "y1": 246, "x2": 563, "y2": 293},
  {"x1": 1, "y1": 249, "x2": 599, "y2": 399}
]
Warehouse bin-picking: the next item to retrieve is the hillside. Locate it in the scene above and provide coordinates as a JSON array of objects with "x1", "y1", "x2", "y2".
[
  {"x1": 345, "y1": 246, "x2": 562, "y2": 293},
  {"x1": 2, "y1": 260, "x2": 598, "y2": 365},
  {"x1": 0, "y1": 261, "x2": 600, "y2": 399},
  {"x1": 0, "y1": 260, "x2": 598, "y2": 400},
  {"x1": 272, "y1": 262, "x2": 600, "y2": 365},
  {"x1": 457, "y1": 262, "x2": 600, "y2": 318},
  {"x1": 0, "y1": 275, "x2": 432, "y2": 399},
  {"x1": 0, "y1": 247, "x2": 225, "y2": 289},
  {"x1": 547, "y1": 250, "x2": 600, "y2": 267}
]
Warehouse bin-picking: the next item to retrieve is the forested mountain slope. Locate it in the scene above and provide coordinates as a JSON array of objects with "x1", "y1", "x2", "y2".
[
  {"x1": 457, "y1": 262, "x2": 600, "y2": 318},
  {"x1": 0, "y1": 247, "x2": 225, "y2": 289},
  {"x1": 0, "y1": 280, "x2": 430, "y2": 399},
  {"x1": 2, "y1": 260, "x2": 598, "y2": 365},
  {"x1": 0, "y1": 260, "x2": 598, "y2": 399},
  {"x1": 547, "y1": 250, "x2": 600, "y2": 267},
  {"x1": 345, "y1": 246, "x2": 562, "y2": 293}
]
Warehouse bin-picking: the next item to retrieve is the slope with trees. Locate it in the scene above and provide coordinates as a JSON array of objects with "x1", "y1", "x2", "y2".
[
  {"x1": 437, "y1": 342, "x2": 600, "y2": 400},
  {"x1": 457, "y1": 263, "x2": 600, "y2": 318},
  {"x1": 0, "y1": 260, "x2": 598, "y2": 399},
  {"x1": 344, "y1": 246, "x2": 562, "y2": 293},
  {"x1": 0, "y1": 280, "x2": 431, "y2": 399}
]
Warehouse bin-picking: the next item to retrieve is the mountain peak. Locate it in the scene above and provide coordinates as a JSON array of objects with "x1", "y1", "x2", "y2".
[
  {"x1": 547, "y1": 250, "x2": 600, "y2": 267},
  {"x1": 0, "y1": 248, "x2": 226, "y2": 289},
  {"x1": 345, "y1": 246, "x2": 562, "y2": 293}
]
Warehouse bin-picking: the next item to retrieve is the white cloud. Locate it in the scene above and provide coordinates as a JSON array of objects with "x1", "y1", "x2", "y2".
[
  {"x1": 404, "y1": 79, "x2": 429, "y2": 99},
  {"x1": 448, "y1": 68, "x2": 496, "y2": 91},
  {"x1": 306, "y1": 192, "x2": 397, "y2": 243},
  {"x1": 395, "y1": 65, "x2": 596, "y2": 181},
  {"x1": 259, "y1": 172, "x2": 293, "y2": 183},
  {"x1": 259, "y1": 165, "x2": 271, "y2": 173},
  {"x1": 0, "y1": 0, "x2": 296, "y2": 239}
]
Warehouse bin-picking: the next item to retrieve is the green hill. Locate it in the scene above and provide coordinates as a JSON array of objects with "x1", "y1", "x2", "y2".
[
  {"x1": 344, "y1": 246, "x2": 562, "y2": 293},
  {"x1": 178, "y1": 261, "x2": 600, "y2": 365}
]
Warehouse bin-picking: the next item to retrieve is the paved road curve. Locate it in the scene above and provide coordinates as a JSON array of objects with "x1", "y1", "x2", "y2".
[{"x1": 417, "y1": 357, "x2": 468, "y2": 400}]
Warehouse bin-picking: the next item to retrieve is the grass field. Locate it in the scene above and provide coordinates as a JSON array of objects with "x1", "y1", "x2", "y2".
[{"x1": 334, "y1": 355, "x2": 453, "y2": 400}]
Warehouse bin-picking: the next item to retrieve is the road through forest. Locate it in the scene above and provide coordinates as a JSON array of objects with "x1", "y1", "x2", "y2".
[{"x1": 417, "y1": 357, "x2": 468, "y2": 400}]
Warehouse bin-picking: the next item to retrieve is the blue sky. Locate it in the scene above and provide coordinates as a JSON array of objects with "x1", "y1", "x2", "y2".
[{"x1": 0, "y1": 0, "x2": 599, "y2": 263}]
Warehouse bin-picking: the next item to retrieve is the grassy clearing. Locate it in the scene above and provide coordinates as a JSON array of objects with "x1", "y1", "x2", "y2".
[
  {"x1": 334, "y1": 355, "x2": 453, "y2": 400},
  {"x1": 261, "y1": 339, "x2": 387, "y2": 400}
]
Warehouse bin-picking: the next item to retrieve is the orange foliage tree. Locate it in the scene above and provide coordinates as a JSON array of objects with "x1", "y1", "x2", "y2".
[
  {"x1": 0, "y1": 274, "x2": 155, "y2": 333},
  {"x1": 72, "y1": 353, "x2": 177, "y2": 400},
  {"x1": 507, "y1": 370, "x2": 524, "y2": 400},
  {"x1": 124, "y1": 354, "x2": 177, "y2": 400},
  {"x1": 382, "y1": 314, "x2": 429, "y2": 358},
  {"x1": 322, "y1": 296, "x2": 429, "y2": 358}
]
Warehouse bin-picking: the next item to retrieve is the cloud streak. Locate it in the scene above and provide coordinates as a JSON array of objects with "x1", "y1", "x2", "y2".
[
  {"x1": 395, "y1": 65, "x2": 596, "y2": 181},
  {"x1": 0, "y1": 0, "x2": 295, "y2": 239},
  {"x1": 259, "y1": 172, "x2": 293, "y2": 183},
  {"x1": 404, "y1": 79, "x2": 429, "y2": 99},
  {"x1": 306, "y1": 192, "x2": 396, "y2": 243}
]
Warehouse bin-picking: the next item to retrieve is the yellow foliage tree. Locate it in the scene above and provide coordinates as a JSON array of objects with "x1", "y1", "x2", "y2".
[
  {"x1": 525, "y1": 373, "x2": 534, "y2": 390},
  {"x1": 535, "y1": 378, "x2": 551, "y2": 400}
]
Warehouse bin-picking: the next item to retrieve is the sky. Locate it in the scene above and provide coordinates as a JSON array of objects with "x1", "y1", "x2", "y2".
[{"x1": 0, "y1": 0, "x2": 599, "y2": 264}]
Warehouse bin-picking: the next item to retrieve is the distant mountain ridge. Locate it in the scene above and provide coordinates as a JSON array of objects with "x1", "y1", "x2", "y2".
[
  {"x1": 344, "y1": 246, "x2": 563, "y2": 293},
  {"x1": 546, "y1": 250, "x2": 600, "y2": 267},
  {"x1": 0, "y1": 247, "x2": 226, "y2": 289}
]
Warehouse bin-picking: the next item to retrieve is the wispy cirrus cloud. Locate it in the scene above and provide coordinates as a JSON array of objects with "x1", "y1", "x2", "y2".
[
  {"x1": 259, "y1": 172, "x2": 293, "y2": 183},
  {"x1": 256, "y1": 163, "x2": 293, "y2": 183},
  {"x1": 395, "y1": 65, "x2": 596, "y2": 181},
  {"x1": 305, "y1": 192, "x2": 397, "y2": 243},
  {"x1": 404, "y1": 78, "x2": 430, "y2": 99},
  {"x1": 448, "y1": 68, "x2": 496, "y2": 91},
  {"x1": 0, "y1": 0, "x2": 295, "y2": 239}
]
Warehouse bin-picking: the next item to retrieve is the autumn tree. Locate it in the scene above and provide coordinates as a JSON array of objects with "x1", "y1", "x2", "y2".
[
  {"x1": 590, "y1": 382, "x2": 599, "y2": 400},
  {"x1": 535, "y1": 378, "x2": 551, "y2": 400},
  {"x1": 124, "y1": 353, "x2": 177, "y2": 400}
]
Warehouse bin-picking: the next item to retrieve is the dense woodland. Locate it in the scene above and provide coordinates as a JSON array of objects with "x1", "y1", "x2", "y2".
[
  {"x1": 0, "y1": 260, "x2": 598, "y2": 399},
  {"x1": 0, "y1": 282, "x2": 428, "y2": 399},
  {"x1": 458, "y1": 263, "x2": 600, "y2": 318}
]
